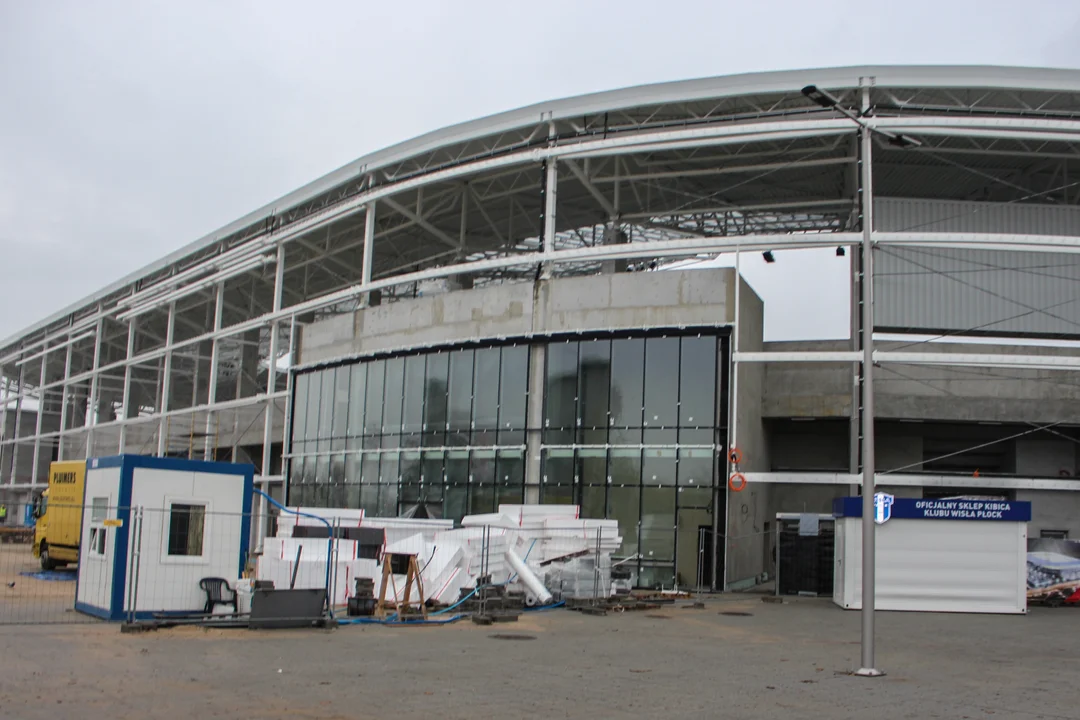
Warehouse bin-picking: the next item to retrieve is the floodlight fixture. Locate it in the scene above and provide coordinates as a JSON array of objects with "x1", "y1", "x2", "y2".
[{"x1": 801, "y1": 85, "x2": 841, "y2": 109}]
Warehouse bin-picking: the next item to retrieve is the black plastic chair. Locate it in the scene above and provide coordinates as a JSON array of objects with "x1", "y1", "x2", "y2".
[{"x1": 199, "y1": 577, "x2": 238, "y2": 615}]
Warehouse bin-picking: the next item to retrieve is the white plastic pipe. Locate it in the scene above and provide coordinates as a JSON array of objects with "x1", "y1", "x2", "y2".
[{"x1": 505, "y1": 548, "x2": 552, "y2": 605}]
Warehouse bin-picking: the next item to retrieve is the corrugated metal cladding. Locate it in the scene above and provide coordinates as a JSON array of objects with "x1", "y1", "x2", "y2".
[
  {"x1": 874, "y1": 198, "x2": 1080, "y2": 337},
  {"x1": 875, "y1": 197, "x2": 1080, "y2": 236}
]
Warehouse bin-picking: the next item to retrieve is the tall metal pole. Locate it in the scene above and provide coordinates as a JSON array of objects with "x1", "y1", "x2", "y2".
[{"x1": 856, "y1": 118, "x2": 882, "y2": 677}]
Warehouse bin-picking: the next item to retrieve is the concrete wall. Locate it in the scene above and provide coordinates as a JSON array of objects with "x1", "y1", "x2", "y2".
[
  {"x1": 764, "y1": 340, "x2": 1080, "y2": 425},
  {"x1": 762, "y1": 341, "x2": 852, "y2": 419},
  {"x1": 300, "y1": 268, "x2": 742, "y2": 364},
  {"x1": 1015, "y1": 439, "x2": 1075, "y2": 478},
  {"x1": 727, "y1": 277, "x2": 769, "y2": 588},
  {"x1": 1017, "y1": 489, "x2": 1080, "y2": 539}
]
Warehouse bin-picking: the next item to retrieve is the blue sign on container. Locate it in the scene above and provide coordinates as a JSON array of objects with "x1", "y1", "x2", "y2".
[{"x1": 833, "y1": 496, "x2": 1031, "y2": 522}]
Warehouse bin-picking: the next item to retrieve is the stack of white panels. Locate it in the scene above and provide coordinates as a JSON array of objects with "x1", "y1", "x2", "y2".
[{"x1": 257, "y1": 504, "x2": 625, "y2": 609}]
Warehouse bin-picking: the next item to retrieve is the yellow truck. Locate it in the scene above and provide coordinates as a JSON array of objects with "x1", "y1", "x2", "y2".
[{"x1": 32, "y1": 460, "x2": 86, "y2": 570}]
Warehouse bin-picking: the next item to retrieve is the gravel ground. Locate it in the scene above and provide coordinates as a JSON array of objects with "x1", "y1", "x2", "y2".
[{"x1": 0, "y1": 596, "x2": 1077, "y2": 720}]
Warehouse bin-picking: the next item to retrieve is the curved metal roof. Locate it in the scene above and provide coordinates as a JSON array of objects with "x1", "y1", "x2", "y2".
[{"x1": 7, "y1": 64, "x2": 1080, "y2": 350}]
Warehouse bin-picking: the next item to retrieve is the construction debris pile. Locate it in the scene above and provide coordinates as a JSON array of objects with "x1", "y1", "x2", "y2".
[{"x1": 255, "y1": 504, "x2": 626, "y2": 614}]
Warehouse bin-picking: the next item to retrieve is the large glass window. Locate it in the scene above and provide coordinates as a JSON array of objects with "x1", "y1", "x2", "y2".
[
  {"x1": 424, "y1": 352, "x2": 449, "y2": 445},
  {"x1": 332, "y1": 367, "x2": 350, "y2": 450},
  {"x1": 318, "y1": 368, "x2": 335, "y2": 451},
  {"x1": 545, "y1": 341, "x2": 577, "y2": 444},
  {"x1": 472, "y1": 348, "x2": 501, "y2": 433},
  {"x1": 402, "y1": 355, "x2": 426, "y2": 444},
  {"x1": 291, "y1": 373, "x2": 310, "y2": 454},
  {"x1": 578, "y1": 340, "x2": 610, "y2": 444},
  {"x1": 364, "y1": 360, "x2": 385, "y2": 437},
  {"x1": 288, "y1": 329, "x2": 724, "y2": 591},
  {"x1": 680, "y1": 336, "x2": 716, "y2": 428},
  {"x1": 499, "y1": 345, "x2": 528, "y2": 444},
  {"x1": 347, "y1": 364, "x2": 366, "y2": 438},
  {"x1": 447, "y1": 350, "x2": 473, "y2": 446},
  {"x1": 303, "y1": 371, "x2": 322, "y2": 447},
  {"x1": 644, "y1": 337, "x2": 679, "y2": 429},
  {"x1": 610, "y1": 338, "x2": 644, "y2": 443},
  {"x1": 535, "y1": 331, "x2": 724, "y2": 588},
  {"x1": 383, "y1": 357, "x2": 405, "y2": 436}
]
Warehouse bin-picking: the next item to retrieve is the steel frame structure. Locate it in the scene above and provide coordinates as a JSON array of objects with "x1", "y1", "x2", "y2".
[{"x1": 2, "y1": 65, "x2": 1080, "y2": 516}]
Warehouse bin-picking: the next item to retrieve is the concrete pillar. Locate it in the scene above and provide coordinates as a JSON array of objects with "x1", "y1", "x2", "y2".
[
  {"x1": 447, "y1": 274, "x2": 474, "y2": 292},
  {"x1": 600, "y1": 226, "x2": 628, "y2": 275}
]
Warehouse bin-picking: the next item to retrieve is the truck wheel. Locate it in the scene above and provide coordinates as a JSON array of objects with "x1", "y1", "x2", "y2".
[{"x1": 40, "y1": 545, "x2": 56, "y2": 571}]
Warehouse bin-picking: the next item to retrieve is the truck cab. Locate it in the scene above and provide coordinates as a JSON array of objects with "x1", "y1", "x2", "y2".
[{"x1": 32, "y1": 460, "x2": 86, "y2": 571}]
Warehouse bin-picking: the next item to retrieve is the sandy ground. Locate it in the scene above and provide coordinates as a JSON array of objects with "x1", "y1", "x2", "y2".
[
  {"x1": 0, "y1": 544, "x2": 83, "y2": 624},
  {"x1": 1, "y1": 595, "x2": 1078, "y2": 720}
]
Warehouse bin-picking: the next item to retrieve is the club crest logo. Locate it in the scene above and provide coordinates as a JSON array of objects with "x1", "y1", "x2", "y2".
[{"x1": 873, "y1": 492, "x2": 895, "y2": 524}]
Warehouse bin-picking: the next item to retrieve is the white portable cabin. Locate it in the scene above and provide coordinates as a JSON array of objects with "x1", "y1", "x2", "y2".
[
  {"x1": 832, "y1": 496, "x2": 1030, "y2": 614},
  {"x1": 75, "y1": 455, "x2": 254, "y2": 621}
]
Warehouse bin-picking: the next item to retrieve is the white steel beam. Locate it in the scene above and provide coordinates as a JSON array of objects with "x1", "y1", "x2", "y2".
[
  {"x1": 541, "y1": 158, "x2": 558, "y2": 278},
  {"x1": 0, "y1": 378, "x2": 8, "y2": 483},
  {"x1": 56, "y1": 343, "x2": 73, "y2": 458},
  {"x1": 875, "y1": 351, "x2": 1080, "y2": 370},
  {"x1": 13, "y1": 331, "x2": 95, "y2": 367},
  {"x1": 156, "y1": 302, "x2": 176, "y2": 457},
  {"x1": 361, "y1": 202, "x2": 376, "y2": 305},
  {"x1": 84, "y1": 318, "x2": 104, "y2": 458},
  {"x1": 743, "y1": 471, "x2": 1080, "y2": 491},
  {"x1": 734, "y1": 350, "x2": 1080, "y2": 370},
  {"x1": 29, "y1": 351, "x2": 47, "y2": 485},
  {"x1": 261, "y1": 244, "x2": 286, "y2": 474},
  {"x1": 589, "y1": 155, "x2": 856, "y2": 183},
  {"x1": 874, "y1": 231, "x2": 1080, "y2": 254},
  {"x1": 203, "y1": 284, "x2": 225, "y2": 459},
  {"x1": 117, "y1": 321, "x2": 135, "y2": 454},
  {"x1": 381, "y1": 197, "x2": 459, "y2": 249},
  {"x1": 734, "y1": 351, "x2": 861, "y2": 363},
  {"x1": 563, "y1": 159, "x2": 616, "y2": 216},
  {"x1": 8, "y1": 365, "x2": 24, "y2": 485}
]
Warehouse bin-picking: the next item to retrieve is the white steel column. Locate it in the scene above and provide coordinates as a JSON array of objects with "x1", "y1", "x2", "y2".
[
  {"x1": 30, "y1": 350, "x2": 48, "y2": 485},
  {"x1": 722, "y1": 242, "x2": 743, "y2": 593},
  {"x1": 9, "y1": 365, "x2": 25, "y2": 485},
  {"x1": 541, "y1": 159, "x2": 558, "y2": 279},
  {"x1": 84, "y1": 318, "x2": 104, "y2": 457},
  {"x1": 203, "y1": 284, "x2": 225, "y2": 460},
  {"x1": 458, "y1": 184, "x2": 469, "y2": 256},
  {"x1": 280, "y1": 315, "x2": 297, "y2": 504},
  {"x1": 0, "y1": 376, "x2": 8, "y2": 484},
  {"x1": 856, "y1": 89, "x2": 882, "y2": 676},
  {"x1": 258, "y1": 246, "x2": 287, "y2": 544},
  {"x1": 117, "y1": 321, "x2": 136, "y2": 454},
  {"x1": 361, "y1": 202, "x2": 376, "y2": 305},
  {"x1": 156, "y1": 302, "x2": 176, "y2": 457},
  {"x1": 56, "y1": 343, "x2": 73, "y2": 459}
]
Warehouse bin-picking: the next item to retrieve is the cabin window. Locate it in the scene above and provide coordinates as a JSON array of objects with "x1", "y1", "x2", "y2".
[
  {"x1": 88, "y1": 497, "x2": 109, "y2": 556},
  {"x1": 167, "y1": 503, "x2": 206, "y2": 557}
]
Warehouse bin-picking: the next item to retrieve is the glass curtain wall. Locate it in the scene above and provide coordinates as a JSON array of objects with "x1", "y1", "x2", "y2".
[
  {"x1": 541, "y1": 334, "x2": 723, "y2": 589},
  {"x1": 288, "y1": 331, "x2": 726, "y2": 589},
  {"x1": 289, "y1": 343, "x2": 529, "y2": 522}
]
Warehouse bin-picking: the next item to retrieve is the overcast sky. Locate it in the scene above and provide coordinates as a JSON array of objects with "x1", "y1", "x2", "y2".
[{"x1": 2, "y1": 0, "x2": 1079, "y2": 344}]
